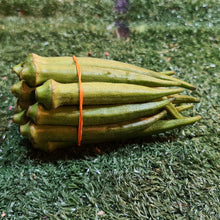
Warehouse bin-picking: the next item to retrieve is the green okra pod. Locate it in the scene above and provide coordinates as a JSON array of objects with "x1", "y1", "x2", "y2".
[
  {"x1": 27, "y1": 99, "x2": 171, "y2": 126},
  {"x1": 20, "y1": 110, "x2": 166, "y2": 144},
  {"x1": 35, "y1": 79, "x2": 184, "y2": 109},
  {"x1": 20, "y1": 61, "x2": 181, "y2": 88},
  {"x1": 17, "y1": 53, "x2": 196, "y2": 90},
  {"x1": 30, "y1": 104, "x2": 196, "y2": 152}
]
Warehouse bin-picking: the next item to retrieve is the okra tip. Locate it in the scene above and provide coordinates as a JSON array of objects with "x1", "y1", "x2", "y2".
[
  {"x1": 159, "y1": 71, "x2": 175, "y2": 76},
  {"x1": 194, "y1": 97, "x2": 200, "y2": 103},
  {"x1": 177, "y1": 115, "x2": 202, "y2": 127},
  {"x1": 175, "y1": 83, "x2": 195, "y2": 91},
  {"x1": 167, "y1": 87, "x2": 184, "y2": 96},
  {"x1": 176, "y1": 104, "x2": 194, "y2": 112},
  {"x1": 175, "y1": 115, "x2": 202, "y2": 126},
  {"x1": 183, "y1": 83, "x2": 196, "y2": 91},
  {"x1": 190, "y1": 115, "x2": 202, "y2": 122}
]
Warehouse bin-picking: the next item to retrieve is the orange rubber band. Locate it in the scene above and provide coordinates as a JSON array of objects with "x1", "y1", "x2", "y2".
[{"x1": 73, "y1": 55, "x2": 83, "y2": 146}]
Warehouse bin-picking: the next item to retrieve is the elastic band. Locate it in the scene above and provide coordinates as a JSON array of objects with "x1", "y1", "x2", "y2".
[{"x1": 73, "y1": 55, "x2": 83, "y2": 146}]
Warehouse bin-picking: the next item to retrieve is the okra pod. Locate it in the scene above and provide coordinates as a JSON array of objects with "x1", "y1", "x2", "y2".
[
  {"x1": 20, "y1": 61, "x2": 181, "y2": 88},
  {"x1": 17, "y1": 53, "x2": 196, "y2": 90},
  {"x1": 20, "y1": 110, "x2": 166, "y2": 143},
  {"x1": 36, "y1": 79, "x2": 184, "y2": 109},
  {"x1": 30, "y1": 105, "x2": 196, "y2": 152},
  {"x1": 27, "y1": 99, "x2": 171, "y2": 126},
  {"x1": 21, "y1": 54, "x2": 174, "y2": 76}
]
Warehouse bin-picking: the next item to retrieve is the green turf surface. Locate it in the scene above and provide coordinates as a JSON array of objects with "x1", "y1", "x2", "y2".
[{"x1": 0, "y1": 0, "x2": 219, "y2": 219}]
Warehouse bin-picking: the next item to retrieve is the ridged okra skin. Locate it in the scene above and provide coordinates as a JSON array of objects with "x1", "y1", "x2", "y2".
[
  {"x1": 27, "y1": 99, "x2": 171, "y2": 126},
  {"x1": 12, "y1": 53, "x2": 201, "y2": 153},
  {"x1": 20, "y1": 60, "x2": 181, "y2": 88},
  {"x1": 35, "y1": 79, "x2": 184, "y2": 109},
  {"x1": 22, "y1": 105, "x2": 199, "y2": 152},
  {"x1": 20, "y1": 110, "x2": 166, "y2": 144},
  {"x1": 25, "y1": 113, "x2": 201, "y2": 152},
  {"x1": 16, "y1": 53, "x2": 196, "y2": 90},
  {"x1": 80, "y1": 57, "x2": 195, "y2": 90}
]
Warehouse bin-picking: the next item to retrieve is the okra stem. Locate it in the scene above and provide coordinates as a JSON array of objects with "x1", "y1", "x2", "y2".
[
  {"x1": 11, "y1": 80, "x2": 35, "y2": 101},
  {"x1": 13, "y1": 110, "x2": 29, "y2": 125},
  {"x1": 12, "y1": 63, "x2": 23, "y2": 77}
]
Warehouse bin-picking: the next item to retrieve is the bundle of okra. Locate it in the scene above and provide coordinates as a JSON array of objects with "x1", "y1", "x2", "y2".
[{"x1": 12, "y1": 53, "x2": 201, "y2": 152}]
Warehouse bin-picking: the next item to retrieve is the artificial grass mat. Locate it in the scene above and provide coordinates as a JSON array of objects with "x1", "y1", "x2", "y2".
[{"x1": 0, "y1": 0, "x2": 219, "y2": 219}]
